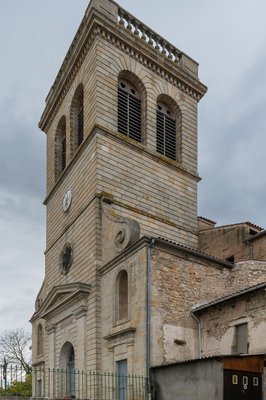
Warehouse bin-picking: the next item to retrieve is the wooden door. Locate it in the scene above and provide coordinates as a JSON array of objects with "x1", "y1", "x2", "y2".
[{"x1": 224, "y1": 370, "x2": 262, "y2": 400}]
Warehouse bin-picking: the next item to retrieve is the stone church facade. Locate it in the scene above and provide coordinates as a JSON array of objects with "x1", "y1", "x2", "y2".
[{"x1": 31, "y1": 0, "x2": 266, "y2": 398}]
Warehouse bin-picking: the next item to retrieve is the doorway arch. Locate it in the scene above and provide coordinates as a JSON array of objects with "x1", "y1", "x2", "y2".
[{"x1": 59, "y1": 342, "x2": 75, "y2": 397}]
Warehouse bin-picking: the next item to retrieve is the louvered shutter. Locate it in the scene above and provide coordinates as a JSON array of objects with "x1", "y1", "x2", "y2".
[
  {"x1": 77, "y1": 107, "x2": 84, "y2": 146},
  {"x1": 118, "y1": 87, "x2": 141, "y2": 142},
  {"x1": 61, "y1": 137, "x2": 66, "y2": 171},
  {"x1": 156, "y1": 110, "x2": 176, "y2": 160}
]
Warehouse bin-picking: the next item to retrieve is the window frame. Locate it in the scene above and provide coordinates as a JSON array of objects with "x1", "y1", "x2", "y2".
[
  {"x1": 117, "y1": 71, "x2": 146, "y2": 144},
  {"x1": 114, "y1": 269, "x2": 130, "y2": 325},
  {"x1": 70, "y1": 84, "x2": 84, "y2": 155},
  {"x1": 156, "y1": 95, "x2": 181, "y2": 162},
  {"x1": 235, "y1": 323, "x2": 249, "y2": 354},
  {"x1": 37, "y1": 323, "x2": 43, "y2": 357},
  {"x1": 118, "y1": 79, "x2": 142, "y2": 143}
]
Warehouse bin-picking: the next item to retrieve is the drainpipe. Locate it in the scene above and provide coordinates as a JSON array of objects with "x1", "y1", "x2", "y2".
[
  {"x1": 191, "y1": 310, "x2": 202, "y2": 359},
  {"x1": 146, "y1": 238, "x2": 154, "y2": 400}
]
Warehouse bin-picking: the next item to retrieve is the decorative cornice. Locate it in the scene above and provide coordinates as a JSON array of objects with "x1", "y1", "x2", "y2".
[
  {"x1": 39, "y1": 10, "x2": 207, "y2": 132},
  {"x1": 99, "y1": 237, "x2": 149, "y2": 275},
  {"x1": 39, "y1": 282, "x2": 91, "y2": 320},
  {"x1": 104, "y1": 326, "x2": 136, "y2": 340},
  {"x1": 73, "y1": 305, "x2": 88, "y2": 319},
  {"x1": 97, "y1": 25, "x2": 206, "y2": 100}
]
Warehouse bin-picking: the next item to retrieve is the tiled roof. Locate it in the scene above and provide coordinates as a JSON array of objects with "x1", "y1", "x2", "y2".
[
  {"x1": 213, "y1": 221, "x2": 264, "y2": 231},
  {"x1": 156, "y1": 237, "x2": 234, "y2": 267},
  {"x1": 152, "y1": 353, "x2": 265, "y2": 369},
  {"x1": 192, "y1": 281, "x2": 266, "y2": 312},
  {"x1": 198, "y1": 216, "x2": 216, "y2": 225}
]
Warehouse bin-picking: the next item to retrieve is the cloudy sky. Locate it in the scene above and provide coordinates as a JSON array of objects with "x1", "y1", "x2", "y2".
[{"x1": 0, "y1": 0, "x2": 266, "y2": 334}]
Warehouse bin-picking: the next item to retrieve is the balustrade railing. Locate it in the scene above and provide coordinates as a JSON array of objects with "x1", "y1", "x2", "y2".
[{"x1": 117, "y1": 7, "x2": 182, "y2": 64}]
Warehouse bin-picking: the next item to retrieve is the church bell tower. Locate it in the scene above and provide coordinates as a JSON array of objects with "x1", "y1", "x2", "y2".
[{"x1": 31, "y1": 0, "x2": 207, "y2": 383}]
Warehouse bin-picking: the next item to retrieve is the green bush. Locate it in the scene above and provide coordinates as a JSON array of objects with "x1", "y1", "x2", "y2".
[{"x1": 0, "y1": 374, "x2": 32, "y2": 397}]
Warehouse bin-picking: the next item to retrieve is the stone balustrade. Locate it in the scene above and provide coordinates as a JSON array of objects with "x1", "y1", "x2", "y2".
[{"x1": 117, "y1": 7, "x2": 182, "y2": 64}]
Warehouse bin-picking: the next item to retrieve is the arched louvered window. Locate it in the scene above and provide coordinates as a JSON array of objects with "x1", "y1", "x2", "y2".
[
  {"x1": 156, "y1": 102, "x2": 177, "y2": 160},
  {"x1": 116, "y1": 270, "x2": 128, "y2": 321},
  {"x1": 77, "y1": 96, "x2": 84, "y2": 146},
  {"x1": 55, "y1": 116, "x2": 67, "y2": 181},
  {"x1": 70, "y1": 84, "x2": 84, "y2": 153},
  {"x1": 118, "y1": 80, "x2": 141, "y2": 142}
]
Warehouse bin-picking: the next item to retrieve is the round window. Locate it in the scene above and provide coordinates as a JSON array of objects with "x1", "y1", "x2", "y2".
[{"x1": 60, "y1": 243, "x2": 73, "y2": 275}]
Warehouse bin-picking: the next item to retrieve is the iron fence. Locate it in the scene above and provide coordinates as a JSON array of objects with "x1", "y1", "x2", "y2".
[{"x1": 0, "y1": 365, "x2": 148, "y2": 400}]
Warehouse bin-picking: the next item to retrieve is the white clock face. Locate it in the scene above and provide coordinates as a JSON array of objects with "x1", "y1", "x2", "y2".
[{"x1": 62, "y1": 190, "x2": 72, "y2": 212}]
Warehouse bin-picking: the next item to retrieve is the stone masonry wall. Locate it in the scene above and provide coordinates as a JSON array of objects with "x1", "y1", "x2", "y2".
[
  {"x1": 150, "y1": 247, "x2": 266, "y2": 366},
  {"x1": 150, "y1": 247, "x2": 231, "y2": 365},
  {"x1": 100, "y1": 246, "x2": 148, "y2": 376}
]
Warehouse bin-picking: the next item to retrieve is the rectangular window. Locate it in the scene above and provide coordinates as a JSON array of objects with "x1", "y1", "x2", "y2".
[{"x1": 236, "y1": 323, "x2": 248, "y2": 354}]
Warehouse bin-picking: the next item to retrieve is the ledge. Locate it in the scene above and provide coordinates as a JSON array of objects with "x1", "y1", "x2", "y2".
[{"x1": 103, "y1": 326, "x2": 136, "y2": 340}]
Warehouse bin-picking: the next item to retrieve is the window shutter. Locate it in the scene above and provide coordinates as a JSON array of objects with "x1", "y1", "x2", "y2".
[
  {"x1": 118, "y1": 87, "x2": 141, "y2": 142},
  {"x1": 61, "y1": 137, "x2": 66, "y2": 171},
  {"x1": 77, "y1": 107, "x2": 84, "y2": 146},
  {"x1": 156, "y1": 110, "x2": 176, "y2": 160}
]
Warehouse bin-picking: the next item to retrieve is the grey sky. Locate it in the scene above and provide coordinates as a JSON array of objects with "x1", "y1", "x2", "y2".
[{"x1": 0, "y1": 0, "x2": 266, "y2": 333}]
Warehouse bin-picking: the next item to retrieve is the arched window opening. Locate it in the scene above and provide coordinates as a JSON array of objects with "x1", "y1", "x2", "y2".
[
  {"x1": 118, "y1": 79, "x2": 141, "y2": 142},
  {"x1": 59, "y1": 342, "x2": 75, "y2": 398},
  {"x1": 117, "y1": 270, "x2": 128, "y2": 321},
  {"x1": 156, "y1": 101, "x2": 177, "y2": 160},
  {"x1": 55, "y1": 116, "x2": 67, "y2": 181},
  {"x1": 37, "y1": 324, "x2": 43, "y2": 356},
  {"x1": 71, "y1": 84, "x2": 84, "y2": 152},
  {"x1": 77, "y1": 95, "x2": 84, "y2": 146}
]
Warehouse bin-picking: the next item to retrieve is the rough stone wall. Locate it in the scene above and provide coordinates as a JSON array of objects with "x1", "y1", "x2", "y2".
[
  {"x1": 198, "y1": 225, "x2": 251, "y2": 261},
  {"x1": 252, "y1": 235, "x2": 266, "y2": 260},
  {"x1": 149, "y1": 247, "x2": 266, "y2": 366},
  {"x1": 228, "y1": 260, "x2": 266, "y2": 294},
  {"x1": 150, "y1": 248, "x2": 231, "y2": 365},
  {"x1": 199, "y1": 289, "x2": 266, "y2": 357},
  {"x1": 198, "y1": 225, "x2": 266, "y2": 262}
]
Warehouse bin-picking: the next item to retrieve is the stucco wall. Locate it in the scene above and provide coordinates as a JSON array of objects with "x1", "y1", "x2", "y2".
[
  {"x1": 199, "y1": 289, "x2": 266, "y2": 357},
  {"x1": 152, "y1": 360, "x2": 223, "y2": 400}
]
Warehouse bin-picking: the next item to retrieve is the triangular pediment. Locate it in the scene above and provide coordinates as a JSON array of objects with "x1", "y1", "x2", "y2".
[{"x1": 38, "y1": 282, "x2": 91, "y2": 320}]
